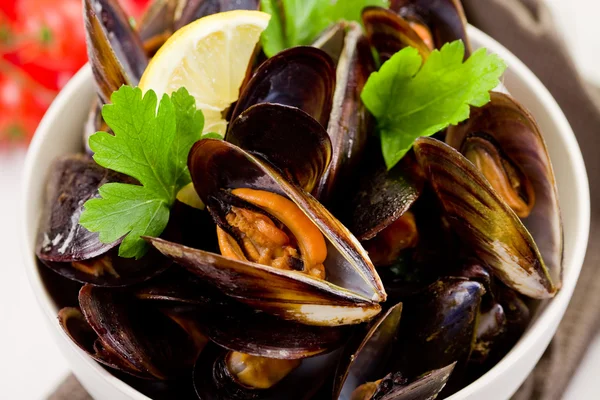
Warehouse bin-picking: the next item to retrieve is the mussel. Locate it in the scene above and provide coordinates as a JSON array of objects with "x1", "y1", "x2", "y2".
[
  {"x1": 148, "y1": 139, "x2": 386, "y2": 326},
  {"x1": 59, "y1": 285, "x2": 200, "y2": 379},
  {"x1": 36, "y1": 155, "x2": 171, "y2": 286},
  {"x1": 84, "y1": 0, "x2": 148, "y2": 104},
  {"x1": 413, "y1": 137, "x2": 556, "y2": 299},
  {"x1": 333, "y1": 302, "x2": 457, "y2": 400},
  {"x1": 446, "y1": 92, "x2": 563, "y2": 288}
]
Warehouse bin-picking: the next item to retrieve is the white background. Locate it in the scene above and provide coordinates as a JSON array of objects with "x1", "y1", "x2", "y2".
[{"x1": 1, "y1": 0, "x2": 599, "y2": 398}]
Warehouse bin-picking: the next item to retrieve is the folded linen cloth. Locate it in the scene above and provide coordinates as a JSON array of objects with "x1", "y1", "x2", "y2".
[{"x1": 48, "y1": 1, "x2": 600, "y2": 399}]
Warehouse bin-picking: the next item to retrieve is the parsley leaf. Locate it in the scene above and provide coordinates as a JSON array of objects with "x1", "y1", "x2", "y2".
[
  {"x1": 361, "y1": 40, "x2": 507, "y2": 169},
  {"x1": 79, "y1": 86, "x2": 204, "y2": 259},
  {"x1": 260, "y1": 0, "x2": 389, "y2": 57}
]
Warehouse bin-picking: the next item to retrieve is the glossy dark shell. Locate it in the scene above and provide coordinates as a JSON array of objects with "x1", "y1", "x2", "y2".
[
  {"x1": 226, "y1": 103, "x2": 332, "y2": 193},
  {"x1": 137, "y1": 272, "x2": 347, "y2": 359},
  {"x1": 148, "y1": 139, "x2": 386, "y2": 325},
  {"x1": 413, "y1": 137, "x2": 556, "y2": 299},
  {"x1": 58, "y1": 307, "x2": 148, "y2": 379},
  {"x1": 41, "y1": 247, "x2": 171, "y2": 287},
  {"x1": 393, "y1": 278, "x2": 484, "y2": 379},
  {"x1": 471, "y1": 302, "x2": 507, "y2": 364},
  {"x1": 391, "y1": 0, "x2": 472, "y2": 54},
  {"x1": 362, "y1": 6, "x2": 431, "y2": 61},
  {"x1": 333, "y1": 303, "x2": 403, "y2": 399},
  {"x1": 446, "y1": 92, "x2": 563, "y2": 289},
  {"x1": 175, "y1": 0, "x2": 260, "y2": 30},
  {"x1": 311, "y1": 22, "x2": 347, "y2": 66},
  {"x1": 78, "y1": 285, "x2": 198, "y2": 379},
  {"x1": 374, "y1": 364, "x2": 456, "y2": 400},
  {"x1": 230, "y1": 46, "x2": 336, "y2": 128},
  {"x1": 193, "y1": 343, "x2": 338, "y2": 400},
  {"x1": 36, "y1": 155, "x2": 122, "y2": 263},
  {"x1": 314, "y1": 23, "x2": 376, "y2": 204},
  {"x1": 84, "y1": 0, "x2": 148, "y2": 103},
  {"x1": 344, "y1": 150, "x2": 423, "y2": 241}
]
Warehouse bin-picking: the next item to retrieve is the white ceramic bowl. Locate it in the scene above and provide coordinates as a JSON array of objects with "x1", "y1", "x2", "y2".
[{"x1": 20, "y1": 26, "x2": 590, "y2": 400}]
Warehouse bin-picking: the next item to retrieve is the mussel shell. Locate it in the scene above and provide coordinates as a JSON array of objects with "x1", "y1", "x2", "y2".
[
  {"x1": 58, "y1": 307, "x2": 148, "y2": 379},
  {"x1": 226, "y1": 103, "x2": 332, "y2": 193},
  {"x1": 314, "y1": 23, "x2": 376, "y2": 204},
  {"x1": 79, "y1": 285, "x2": 198, "y2": 379},
  {"x1": 333, "y1": 303, "x2": 403, "y2": 399},
  {"x1": 413, "y1": 137, "x2": 556, "y2": 299},
  {"x1": 446, "y1": 92, "x2": 563, "y2": 288},
  {"x1": 362, "y1": 6, "x2": 431, "y2": 62},
  {"x1": 175, "y1": 0, "x2": 260, "y2": 30},
  {"x1": 137, "y1": 0, "x2": 178, "y2": 54},
  {"x1": 344, "y1": 149, "x2": 423, "y2": 241},
  {"x1": 147, "y1": 237, "x2": 382, "y2": 326},
  {"x1": 312, "y1": 22, "x2": 348, "y2": 66},
  {"x1": 84, "y1": 0, "x2": 149, "y2": 103},
  {"x1": 393, "y1": 277, "x2": 484, "y2": 379},
  {"x1": 150, "y1": 140, "x2": 385, "y2": 325},
  {"x1": 36, "y1": 155, "x2": 122, "y2": 263},
  {"x1": 194, "y1": 343, "x2": 338, "y2": 400},
  {"x1": 372, "y1": 364, "x2": 456, "y2": 400},
  {"x1": 471, "y1": 302, "x2": 507, "y2": 364},
  {"x1": 42, "y1": 247, "x2": 171, "y2": 287},
  {"x1": 230, "y1": 46, "x2": 336, "y2": 128},
  {"x1": 391, "y1": 0, "x2": 472, "y2": 55},
  {"x1": 136, "y1": 271, "x2": 348, "y2": 359},
  {"x1": 83, "y1": 100, "x2": 107, "y2": 154}
]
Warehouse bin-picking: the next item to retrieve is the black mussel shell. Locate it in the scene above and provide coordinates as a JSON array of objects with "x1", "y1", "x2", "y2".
[
  {"x1": 230, "y1": 46, "x2": 336, "y2": 128},
  {"x1": 446, "y1": 92, "x2": 563, "y2": 289},
  {"x1": 226, "y1": 103, "x2": 332, "y2": 193},
  {"x1": 84, "y1": 0, "x2": 148, "y2": 103},
  {"x1": 413, "y1": 137, "x2": 556, "y2": 299},
  {"x1": 344, "y1": 149, "x2": 423, "y2": 241},
  {"x1": 392, "y1": 278, "x2": 484, "y2": 380},
  {"x1": 334, "y1": 303, "x2": 403, "y2": 399},
  {"x1": 471, "y1": 302, "x2": 507, "y2": 365},
  {"x1": 78, "y1": 285, "x2": 198, "y2": 379},
  {"x1": 362, "y1": 6, "x2": 431, "y2": 62},
  {"x1": 58, "y1": 307, "x2": 148, "y2": 378},
  {"x1": 175, "y1": 0, "x2": 260, "y2": 29},
  {"x1": 194, "y1": 343, "x2": 339, "y2": 400},
  {"x1": 36, "y1": 155, "x2": 123, "y2": 263},
  {"x1": 136, "y1": 271, "x2": 348, "y2": 358},
  {"x1": 314, "y1": 23, "x2": 376, "y2": 205},
  {"x1": 391, "y1": 0, "x2": 472, "y2": 55},
  {"x1": 41, "y1": 247, "x2": 171, "y2": 287},
  {"x1": 312, "y1": 22, "x2": 348, "y2": 66},
  {"x1": 372, "y1": 364, "x2": 456, "y2": 400}
]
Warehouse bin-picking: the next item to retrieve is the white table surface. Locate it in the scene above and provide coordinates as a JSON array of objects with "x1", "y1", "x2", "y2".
[{"x1": 1, "y1": 1, "x2": 599, "y2": 398}]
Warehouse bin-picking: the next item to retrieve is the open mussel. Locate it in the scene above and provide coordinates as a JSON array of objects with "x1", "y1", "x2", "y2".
[
  {"x1": 147, "y1": 139, "x2": 386, "y2": 326},
  {"x1": 413, "y1": 137, "x2": 556, "y2": 299},
  {"x1": 446, "y1": 92, "x2": 563, "y2": 288}
]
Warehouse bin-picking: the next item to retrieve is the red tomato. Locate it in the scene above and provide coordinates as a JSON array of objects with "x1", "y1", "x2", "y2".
[
  {"x1": 0, "y1": 70, "x2": 53, "y2": 147},
  {"x1": 15, "y1": 0, "x2": 87, "y2": 73}
]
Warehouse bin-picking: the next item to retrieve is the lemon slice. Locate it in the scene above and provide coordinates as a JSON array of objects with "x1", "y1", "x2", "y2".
[{"x1": 139, "y1": 10, "x2": 270, "y2": 136}]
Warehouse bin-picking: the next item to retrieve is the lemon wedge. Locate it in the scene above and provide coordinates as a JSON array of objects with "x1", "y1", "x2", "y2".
[{"x1": 139, "y1": 10, "x2": 270, "y2": 136}]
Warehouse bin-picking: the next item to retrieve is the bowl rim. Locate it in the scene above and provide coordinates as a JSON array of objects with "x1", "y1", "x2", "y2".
[{"x1": 19, "y1": 25, "x2": 590, "y2": 400}]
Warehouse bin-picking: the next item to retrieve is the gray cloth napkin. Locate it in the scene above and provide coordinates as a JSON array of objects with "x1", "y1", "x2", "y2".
[
  {"x1": 462, "y1": 1, "x2": 600, "y2": 399},
  {"x1": 49, "y1": 1, "x2": 600, "y2": 399}
]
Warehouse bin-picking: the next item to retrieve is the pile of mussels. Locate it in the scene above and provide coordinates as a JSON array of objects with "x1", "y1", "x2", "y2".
[{"x1": 35, "y1": 0, "x2": 563, "y2": 399}]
